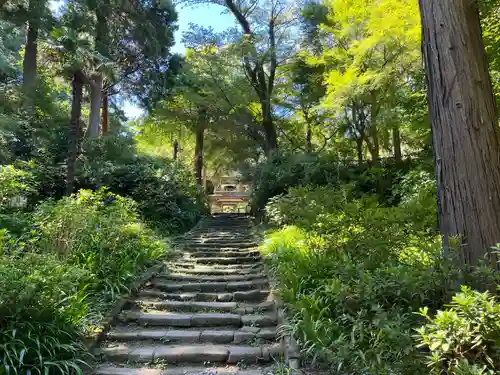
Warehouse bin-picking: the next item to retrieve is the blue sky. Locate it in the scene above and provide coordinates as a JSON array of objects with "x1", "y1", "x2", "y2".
[
  {"x1": 49, "y1": 0, "x2": 236, "y2": 119},
  {"x1": 124, "y1": 4, "x2": 236, "y2": 118}
]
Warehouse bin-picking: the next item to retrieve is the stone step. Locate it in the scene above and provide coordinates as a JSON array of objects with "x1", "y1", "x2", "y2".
[
  {"x1": 106, "y1": 326, "x2": 277, "y2": 344},
  {"x1": 138, "y1": 289, "x2": 270, "y2": 302},
  {"x1": 157, "y1": 272, "x2": 266, "y2": 282},
  {"x1": 183, "y1": 243, "x2": 258, "y2": 249},
  {"x1": 149, "y1": 279, "x2": 268, "y2": 293},
  {"x1": 168, "y1": 262, "x2": 262, "y2": 271},
  {"x1": 118, "y1": 311, "x2": 243, "y2": 327},
  {"x1": 166, "y1": 266, "x2": 264, "y2": 276},
  {"x1": 129, "y1": 299, "x2": 275, "y2": 313},
  {"x1": 186, "y1": 256, "x2": 261, "y2": 265},
  {"x1": 95, "y1": 364, "x2": 274, "y2": 375},
  {"x1": 188, "y1": 237, "x2": 256, "y2": 243},
  {"x1": 97, "y1": 343, "x2": 282, "y2": 364},
  {"x1": 118, "y1": 310, "x2": 277, "y2": 328},
  {"x1": 183, "y1": 250, "x2": 260, "y2": 258}
]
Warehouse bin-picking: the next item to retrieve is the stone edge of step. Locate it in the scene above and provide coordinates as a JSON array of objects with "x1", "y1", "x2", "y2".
[{"x1": 95, "y1": 364, "x2": 273, "y2": 375}]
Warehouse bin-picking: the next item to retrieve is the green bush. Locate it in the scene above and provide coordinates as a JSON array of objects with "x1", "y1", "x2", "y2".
[
  {"x1": 0, "y1": 163, "x2": 36, "y2": 212},
  {"x1": 261, "y1": 182, "x2": 456, "y2": 374},
  {"x1": 251, "y1": 152, "x2": 429, "y2": 214},
  {"x1": 0, "y1": 188, "x2": 166, "y2": 374},
  {"x1": 416, "y1": 287, "x2": 500, "y2": 375},
  {"x1": 78, "y1": 135, "x2": 206, "y2": 232}
]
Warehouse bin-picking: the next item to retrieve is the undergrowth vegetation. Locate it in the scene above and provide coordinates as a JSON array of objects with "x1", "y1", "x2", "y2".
[
  {"x1": 0, "y1": 145, "x2": 203, "y2": 373},
  {"x1": 260, "y1": 163, "x2": 500, "y2": 375}
]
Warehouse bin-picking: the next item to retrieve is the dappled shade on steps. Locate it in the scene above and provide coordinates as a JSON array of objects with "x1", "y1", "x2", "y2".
[{"x1": 94, "y1": 214, "x2": 282, "y2": 375}]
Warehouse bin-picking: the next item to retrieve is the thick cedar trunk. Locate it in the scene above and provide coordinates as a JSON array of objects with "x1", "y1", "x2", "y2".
[
  {"x1": 101, "y1": 90, "x2": 109, "y2": 134},
  {"x1": 419, "y1": 0, "x2": 500, "y2": 267},
  {"x1": 194, "y1": 124, "x2": 205, "y2": 185},
  {"x1": 23, "y1": 22, "x2": 38, "y2": 111},
  {"x1": 393, "y1": 126, "x2": 402, "y2": 163},
  {"x1": 88, "y1": 75, "x2": 103, "y2": 137},
  {"x1": 173, "y1": 139, "x2": 179, "y2": 160},
  {"x1": 66, "y1": 72, "x2": 84, "y2": 196}
]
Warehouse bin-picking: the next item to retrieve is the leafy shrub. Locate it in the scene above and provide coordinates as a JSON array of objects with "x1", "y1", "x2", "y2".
[
  {"x1": 0, "y1": 188, "x2": 167, "y2": 374},
  {"x1": 0, "y1": 164, "x2": 36, "y2": 212},
  {"x1": 251, "y1": 152, "x2": 428, "y2": 214},
  {"x1": 32, "y1": 188, "x2": 165, "y2": 298},
  {"x1": 416, "y1": 287, "x2": 500, "y2": 375},
  {"x1": 261, "y1": 183, "x2": 454, "y2": 374},
  {"x1": 78, "y1": 135, "x2": 206, "y2": 232}
]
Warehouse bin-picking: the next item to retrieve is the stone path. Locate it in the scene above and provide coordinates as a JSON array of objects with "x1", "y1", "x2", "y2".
[{"x1": 94, "y1": 214, "x2": 283, "y2": 375}]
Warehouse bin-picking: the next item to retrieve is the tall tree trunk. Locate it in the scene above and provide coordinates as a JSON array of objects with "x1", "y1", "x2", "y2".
[
  {"x1": 22, "y1": 21, "x2": 38, "y2": 112},
  {"x1": 356, "y1": 137, "x2": 364, "y2": 165},
  {"x1": 419, "y1": 0, "x2": 500, "y2": 268},
  {"x1": 88, "y1": 75, "x2": 103, "y2": 137},
  {"x1": 101, "y1": 90, "x2": 109, "y2": 134},
  {"x1": 66, "y1": 72, "x2": 84, "y2": 196},
  {"x1": 173, "y1": 139, "x2": 179, "y2": 161},
  {"x1": 393, "y1": 126, "x2": 402, "y2": 163},
  {"x1": 194, "y1": 123, "x2": 205, "y2": 186},
  {"x1": 262, "y1": 104, "x2": 278, "y2": 154},
  {"x1": 367, "y1": 123, "x2": 379, "y2": 166}
]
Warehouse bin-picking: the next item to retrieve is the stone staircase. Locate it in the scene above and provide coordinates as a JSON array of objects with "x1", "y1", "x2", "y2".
[{"x1": 94, "y1": 214, "x2": 283, "y2": 375}]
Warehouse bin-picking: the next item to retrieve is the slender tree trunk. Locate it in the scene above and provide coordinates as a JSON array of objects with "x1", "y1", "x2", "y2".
[
  {"x1": 261, "y1": 100, "x2": 278, "y2": 154},
  {"x1": 101, "y1": 90, "x2": 109, "y2": 134},
  {"x1": 367, "y1": 124, "x2": 379, "y2": 166},
  {"x1": 393, "y1": 126, "x2": 402, "y2": 163},
  {"x1": 194, "y1": 123, "x2": 205, "y2": 185},
  {"x1": 66, "y1": 72, "x2": 84, "y2": 196},
  {"x1": 22, "y1": 22, "x2": 38, "y2": 111},
  {"x1": 88, "y1": 75, "x2": 103, "y2": 137},
  {"x1": 419, "y1": 0, "x2": 500, "y2": 267},
  {"x1": 356, "y1": 137, "x2": 364, "y2": 165},
  {"x1": 173, "y1": 139, "x2": 179, "y2": 160}
]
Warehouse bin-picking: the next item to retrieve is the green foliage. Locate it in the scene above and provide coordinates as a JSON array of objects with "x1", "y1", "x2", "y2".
[
  {"x1": 261, "y1": 180, "x2": 458, "y2": 374},
  {"x1": 416, "y1": 287, "x2": 500, "y2": 375},
  {"x1": 78, "y1": 134, "x2": 206, "y2": 232},
  {"x1": 0, "y1": 188, "x2": 167, "y2": 374},
  {"x1": 0, "y1": 164, "x2": 35, "y2": 212}
]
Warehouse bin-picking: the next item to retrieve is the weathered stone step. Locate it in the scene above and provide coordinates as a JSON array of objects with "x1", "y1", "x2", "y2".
[
  {"x1": 118, "y1": 310, "x2": 277, "y2": 328},
  {"x1": 149, "y1": 279, "x2": 268, "y2": 293},
  {"x1": 118, "y1": 311, "x2": 242, "y2": 327},
  {"x1": 129, "y1": 299, "x2": 274, "y2": 313},
  {"x1": 184, "y1": 243, "x2": 258, "y2": 249},
  {"x1": 157, "y1": 272, "x2": 266, "y2": 282},
  {"x1": 184, "y1": 249, "x2": 260, "y2": 258},
  {"x1": 98, "y1": 343, "x2": 282, "y2": 364},
  {"x1": 166, "y1": 265, "x2": 264, "y2": 276},
  {"x1": 95, "y1": 364, "x2": 274, "y2": 375},
  {"x1": 187, "y1": 237, "x2": 256, "y2": 243},
  {"x1": 168, "y1": 262, "x2": 262, "y2": 271},
  {"x1": 106, "y1": 326, "x2": 277, "y2": 344},
  {"x1": 138, "y1": 289, "x2": 270, "y2": 302},
  {"x1": 187, "y1": 256, "x2": 261, "y2": 265}
]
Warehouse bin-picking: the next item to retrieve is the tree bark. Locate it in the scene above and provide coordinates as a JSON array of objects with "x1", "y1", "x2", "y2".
[
  {"x1": 22, "y1": 21, "x2": 38, "y2": 111},
  {"x1": 88, "y1": 75, "x2": 103, "y2": 137},
  {"x1": 194, "y1": 123, "x2": 205, "y2": 186},
  {"x1": 419, "y1": 0, "x2": 500, "y2": 267},
  {"x1": 356, "y1": 137, "x2": 364, "y2": 165},
  {"x1": 173, "y1": 139, "x2": 179, "y2": 160},
  {"x1": 393, "y1": 126, "x2": 402, "y2": 163},
  {"x1": 262, "y1": 114, "x2": 278, "y2": 153},
  {"x1": 101, "y1": 90, "x2": 109, "y2": 134},
  {"x1": 66, "y1": 72, "x2": 84, "y2": 196}
]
